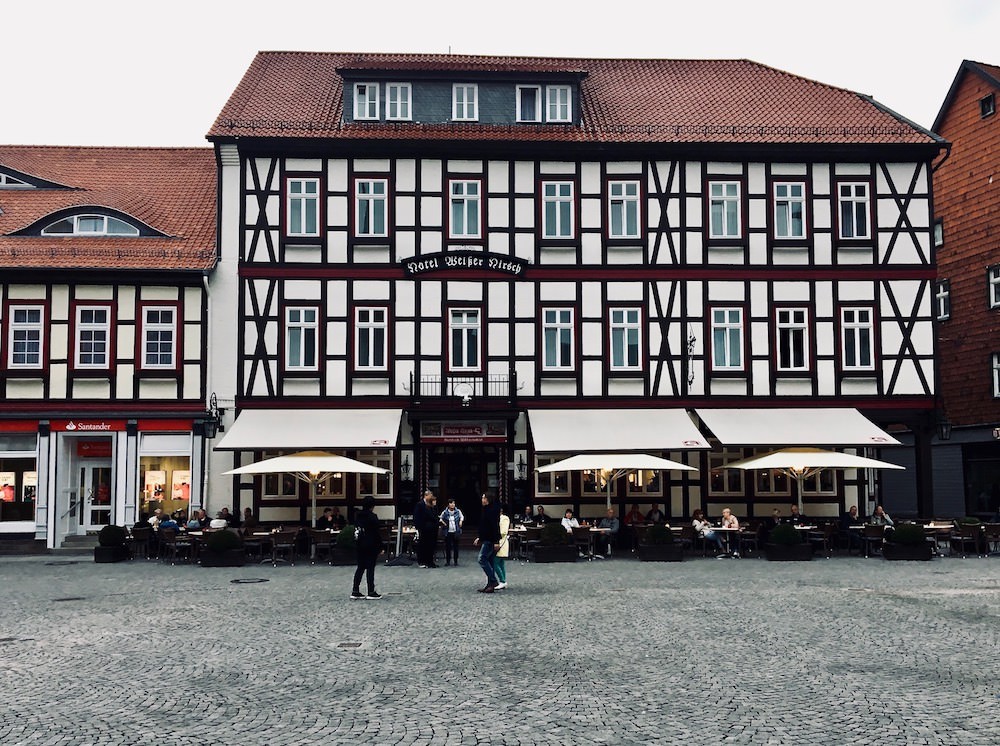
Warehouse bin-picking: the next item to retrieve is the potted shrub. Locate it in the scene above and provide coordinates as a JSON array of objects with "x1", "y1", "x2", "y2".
[
  {"x1": 531, "y1": 523, "x2": 577, "y2": 563},
  {"x1": 882, "y1": 522, "x2": 934, "y2": 561},
  {"x1": 94, "y1": 525, "x2": 130, "y2": 563},
  {"x1": 637, "y1": 523, "x2": 684, "y2": 562},
  {"x1": 330, "y1": 524, "x2": 358, "y2": 565},
  {"x1": 200, "y1": 529, "x2": 246, "y2": 567},
  {"x1": 764, "y1": 523, "x2": 813, "y2": 561}
]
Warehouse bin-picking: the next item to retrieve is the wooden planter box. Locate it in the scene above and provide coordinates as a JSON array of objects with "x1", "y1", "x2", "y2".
[
  {"x1": 764, "y1": 543, "x2": 814, "y2": 561},
  {"x1": 94, "y1": 545, "x2": 130, "y2": 563},
  {"x1": 531, "y1": 544, "x2": 578, "y2": 563},
  {"x1": 200, "y1": 549, "x2": 246, "y2": 567},
  {"x1": 637, "y1": 543, "x2": 684, "y2": 562},
  {"x1": 882, "y1": 542, "x2": 934, "y2": 561}
]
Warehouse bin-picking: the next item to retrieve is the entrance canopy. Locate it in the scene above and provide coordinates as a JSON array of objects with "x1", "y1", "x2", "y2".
[
  {"x1": 695, "y1": 408, "x2": 900, "y2": 447},
  {"x1": 527, "y1": 409, "x2": 710, "y2": 452},
  {"x1": 215, "y1": 409, "x2": 402, "y2": 451}
]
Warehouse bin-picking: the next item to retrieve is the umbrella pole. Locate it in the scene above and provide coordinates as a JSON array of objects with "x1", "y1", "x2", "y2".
[{"x1": 311, "y1": 478, "x2": 317, "y2": 528}]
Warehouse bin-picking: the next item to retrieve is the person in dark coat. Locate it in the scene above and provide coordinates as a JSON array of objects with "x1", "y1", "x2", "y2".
[
  {"x1": 474, "y1": 491, "x2": 501, "y2": 593},
  {"x1": 351, "y1": 495, "x2": 385, "y2": 600},
  {"x1": 412, "y1": 490, "x2": 440, "y2": 568}
]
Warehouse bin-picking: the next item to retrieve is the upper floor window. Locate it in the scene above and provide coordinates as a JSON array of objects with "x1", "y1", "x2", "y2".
[
  {"x1": 840, "y1": 307, "x2": 875, "y2": 371},
  {"x1": 285, "y1": 307, "x2": 318, "y2": 371},
  {"x1": 8, "y1": 305, "x2": 44, "y2": 369},
  {"x1": 933, "y1": 219, "x2": 944, "y2": 247},
  {"x1": 516, "y1": 85, "x2": 541, "y2": 122},
  {"x1": 355, "y1": 179, "x2": 388, "y2": 237},
  {"x1": 838, "y1": 182, "x2": 870, "y2": 239},
  {"x1": 775, "y1": 308, "x2": 809, "y2": 372},
  {"x1": 449, "y1": 309, "x2": 480, "y2": 371},
  {"x1": 542, "y1": 308, "x2": 574, "y2": 371},
  {"x1": 355, "y1": 307, "x2": 388, "y2": 371},
  {"x1": 287, "y1": 178, "x2": 320, "y2": 237},
  {"x1": 42, "y1": 214, "x2": 139, "y2": 236},
  {"x1": 711, "y1": 307, "x2": 744, "y2": 371},
  {"x1": 354, "y1": 83, "x2": 380, "y2": 120},
  {"x1": 452, "y1": 84, "x2": 478, "y2": 121},
  {"x1": 140, "y1": 306, "x2": 177, "y2": 369},
  {"x1": 75, "y1": 306, "x2": 111, "y2": 369},
  {"x1": 608, "y1": 181, "x2": 641, "y2": 239},
  {"x1": 546, "y1": 86, "x2": 572, "y2": 123},
  {"x1": 993, "y1": 354, "x2": 1000, "y2": 398},
  {"x1": 609, "y1": 307, "x2": 642, "y2": 371},
  {"x1": 935, "y1": 280, "x2": 951, "y2": 321},
  {"x1": 386, "y1": 83, "x2": 411, "y2": 121},
  {"x1": 774, "y1": 182, "x2": 806, "y2": 239},
  {"x1": 988, "y1": 266, "x2": 1000, "y2": 309},
  {"x1": 449, "y1": 180, "x2": 481, "y2": 239},
  {"x1": 709, "y1": 181, "x2": 741, "y2": 239},
  {"x1": 981, "y1": 93, "x2": 996, "y2": 119},
  {"x1": 542, "y1": 181, "x2": 574, "y2": 239}
]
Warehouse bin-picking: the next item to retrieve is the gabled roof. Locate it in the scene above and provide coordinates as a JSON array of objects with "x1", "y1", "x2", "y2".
[
  {"x1": 0, "y1": 146, "x2": 216, "y2": 271},
  {"x1": 210, "y1": 52, "x2": 940, "y2": 147},
  {"x1": 932, "y1": 60, "x2": 1000, "y2": 133}
]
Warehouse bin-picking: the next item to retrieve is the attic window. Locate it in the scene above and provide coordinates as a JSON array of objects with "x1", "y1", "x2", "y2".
[
  {"x1": 41, "y1": 214, "x2": 140, "y2": 236},
  {"x1": 0, "y1": 173, "x2": 31, "y2": 189},
  {"x1": 980, "y1": 93, "x2": 995, "y2": 119}
]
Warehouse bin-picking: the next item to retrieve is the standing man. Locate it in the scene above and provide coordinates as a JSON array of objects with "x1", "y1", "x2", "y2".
[
  {"x1": 413, "y1": 490, "x2": 440, "y2": 568},
  {"x1": 439, "y1": 498, "x2": 464, "y2": 566},
  {"x1": 473, "y1": 491, "x2": 501, "y2": 593}
]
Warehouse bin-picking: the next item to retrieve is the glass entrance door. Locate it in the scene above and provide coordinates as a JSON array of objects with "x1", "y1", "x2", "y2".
[{"x1": 80, "y1": 462, "x2": 113, "y2": 532}]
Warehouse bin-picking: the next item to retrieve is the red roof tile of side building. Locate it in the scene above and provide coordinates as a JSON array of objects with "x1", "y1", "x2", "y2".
[
  {"x1": 209, "y1": 52, "x2": 942, "y2": 147},
  {"x1": 0, "y1": 146, "x2": 217, "y2": 271}
]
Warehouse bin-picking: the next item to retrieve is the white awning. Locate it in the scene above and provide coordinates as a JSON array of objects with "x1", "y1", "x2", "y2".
[
  {"x1": 695, "y1": 408, "x2": 900, "y2": 447},
  {"x1": 527, "y1": 409, "x2": 710, "y2": 452},
  {"x1": 215, "y1": 409, "x2": 402, "y2": 451}
]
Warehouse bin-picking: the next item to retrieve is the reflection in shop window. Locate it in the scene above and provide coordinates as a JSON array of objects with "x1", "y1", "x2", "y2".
[{"x1": 536, "y1": 455, "x2": 569, "y2": 496}]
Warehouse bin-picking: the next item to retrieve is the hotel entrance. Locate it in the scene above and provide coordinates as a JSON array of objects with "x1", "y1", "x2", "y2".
[{"x1": 428, "y1": 445, "x2": 502, "y2": 525}]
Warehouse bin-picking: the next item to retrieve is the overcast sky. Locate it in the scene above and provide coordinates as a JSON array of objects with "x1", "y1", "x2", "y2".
[{"x1": 6, "y1": 0, "x2": 996, "y2": 148}]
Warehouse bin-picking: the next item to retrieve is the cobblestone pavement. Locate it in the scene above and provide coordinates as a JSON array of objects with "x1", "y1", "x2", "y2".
[{"x1": 0, "y1": 552, "x2": 998, "y2": 746}]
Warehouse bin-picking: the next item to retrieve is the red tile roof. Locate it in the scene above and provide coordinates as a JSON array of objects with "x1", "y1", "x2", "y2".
[
  {"x1": 0, "y1": 146, "x2": 216, "y2": 271},
  {"x1": 210, "y1": 52, "x2": 939, "y2": 146}
]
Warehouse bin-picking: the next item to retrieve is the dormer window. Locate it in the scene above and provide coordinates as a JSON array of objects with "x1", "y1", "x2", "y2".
[
  {"x1": 0, "y1": 173, "x2": 30, "y2": 188},
  {"x1": 452, "y1": 84, "x2": 478, "y2": 121},
  {"x1": 386, "y1": 83, "x2": 411, "y2": 121},
  {"x1": 354, "y1": 83, "x2": 380, "y2": 120},
  {"x1": 546, "y1": 86, "x2": 572, "y2": 123},
  {"x1": 517, "y1": 86, "x2": 542, "y2": 122},
  {"x1": 42, "y1": 214, "x2": 140, "y2": 236}
]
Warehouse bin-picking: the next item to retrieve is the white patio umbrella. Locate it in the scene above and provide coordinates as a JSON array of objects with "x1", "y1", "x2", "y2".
[
  {"x1": 223, "y1": 450, "x2": 390, "y2": 527},
  {"x1": 721, "y1": 447, "x2": 904, "y2": 513},
  {"x1": 536, "y1": 453, "x2": 697, "y2": 509}
]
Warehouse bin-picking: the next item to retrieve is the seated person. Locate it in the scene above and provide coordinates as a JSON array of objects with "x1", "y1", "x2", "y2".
[
  {"x1": 720, "y1": 507, "x2": 740, "y2": 557},
  {"x1": 330, "y1": 506, "x2": 348, "y2": 530},
  {"x1": 193, "y1": 508, "x2": 210, "y2": 528},
  {"x1": 158, "y1": 514, "x2": 180, "y2": 531},
  {"x1": 535, "y1": 505, "x2": 552, "y2": 524},
  {"x1": 147, "y1": 508, "x2": 164, "y2": 529},
  {"x1": 787, "y1": 504, "x2": 807, "y2": 524},
  {"x1": 624, "y1": 503, "x2": 645, "y2": 525},
  {"x1": 219, "y1": 507, "x2": 238, "y2": 527},
  {"x1": 561, "y1": 509, "x2": 580, "y2": 533},
  {"x1": 840, "y1": 505, "x2": 864, "y2": 552},
  {"x1": 209, "y1": 512, "x2": 229, "y2": 529},
  {"x1": 768, "y1": 508, "x2": 783, "y2": 528},
  {"x1": 691, "y1": 509, "x2": 724, "y2": 555},
  {"x1": 870, "y1": 504, "x2": 894, "y2": 527},
  {"x1": 520, "y1": 506, "x2": 535, "y2": 525},
  {"x1": 596, "y1": 508, "x2": 620, "y2": 555},
  {"x1": 316, "y1": 508, "x2": 339, "y2": 530},
  {"x1": 646, "y1": 503, "x2": 665, "y2": 523},
  {"x1": 241, "y1": 508, "x2": 259, "y2": 532}
]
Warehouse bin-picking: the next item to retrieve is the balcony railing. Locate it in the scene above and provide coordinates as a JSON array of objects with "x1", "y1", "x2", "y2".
[{"x1": 410, "y1": 372, "x2": 517, "y2": 404}]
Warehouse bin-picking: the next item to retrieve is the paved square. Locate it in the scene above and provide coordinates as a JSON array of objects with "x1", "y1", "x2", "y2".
[{"x1": 0, "y1": 554, "x2": 997, "y2": 745}]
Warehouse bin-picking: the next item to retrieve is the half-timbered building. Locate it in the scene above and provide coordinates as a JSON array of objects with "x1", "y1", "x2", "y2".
[
  {"x1": 207, "y1": 53, "x2": 945, "y2": 525},
  {"x1": 0, "y1": 146, "x2": 216, "y2": 547}
]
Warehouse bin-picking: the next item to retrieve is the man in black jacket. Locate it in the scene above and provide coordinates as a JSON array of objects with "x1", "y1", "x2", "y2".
[
  {"x1": 474, "y1": 491, "x2": 501, "y2": 593},
  {"x1": 413, "y1": 490, "x2": 440, "y2": 568}
]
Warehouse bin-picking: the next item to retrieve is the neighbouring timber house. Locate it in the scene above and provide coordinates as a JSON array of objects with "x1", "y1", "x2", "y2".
[{"x1": 204, "y1": 52, "x2": 947, "y2": 526}]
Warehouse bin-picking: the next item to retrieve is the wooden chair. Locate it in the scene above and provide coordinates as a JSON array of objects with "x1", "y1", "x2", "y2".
[
  {"x1": 950, "y1": 523, "x2": 985, "y2": 558},
  {"x1": 862, "y1": 525, "x2": 885, "y2": 557},
  {"x1": 159, "y1": 528, "x2": 192, "y2": 565},
  {"x1": 128, "y1": 526, "x2": 153, "y2": 560},
  {"x1": 270, "y1": 529, "x2": 299, "y2": 566},
  {"x1": 571, "y1": 526, "x2": 593, "y2": 560},
  {"x1": 984, "y1": 523, "x2": 1000, "y2": 556},
  {"x1": 739, "y1": 521, "x2": 764, "y2": 558},
  {"x1": 522, "y1": 527, "x2": 542, "y2": 562},
  {"x1": 309, "y1": 529, "x2": 334, "y2": 565},
  {"x1": 680, "y1": 525, "x2": 708, "y2": 556},
  {"x1": 808, "y1": 523, "x2": 839, "y2": 559}
]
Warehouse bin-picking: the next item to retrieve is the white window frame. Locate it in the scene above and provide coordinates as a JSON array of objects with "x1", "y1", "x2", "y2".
[
  {"x1": 709, "y1": 450, "x2": 745, "y2": 497},
  {"x1": 516, "y1": 85, "x2": 541, "y2": 122},
  {"x1": 542, "y1": 307, "x2": 574, "y2": 371},
  {"x1": 75, "y1": 306, "x2": 110, "y2": 369},
  {"x1": 776, "y1": 307, "x2": 809, "y2": 372},
  {"x1": 452, "y1": 84, "x2": 478, "y2": 121},
  {"x1": 993, "y1": 354, "x2": 1000, "y2": 398},
  {"x1": 609, "y1": 307, "x2": 642, "y2": 371},
  {"x1": 801, "y1": 470, "x2": 837, "y2": 496},
  {"x1": 546, "y1": 85, "x2": 572, "y2": 122},
  {"x1": 754, "y1": 467, "x2": 791, "y2": 496},
  {"x1": 774, "y1": 182, "x2": 806, "y2": 239},
  {"x1": 286, "y1": 178, "x2": 320, "y2": 237},
  {"x1": 285, "y1": 307, "x2": 319, "y2": 372},
  {"x1": 935, "y1": 280, "x2": 951, "y2": 321},
  {"x1": 41, "y1": 214, "x2": 139, "y2": 236},
  {"x1": 355, "y1": 179, "x2": 388, "y2": 237},
  {"x1": 355, "y1": 307, "x2": 388, "y2": 371},
  {"x1": 0, "y1": 173, "x2": 30, "y2": 188},
  {"x1": 536, "y1": 454, "x2": 569, "y2": 496},
  {"x1": 626, "y1": 469, "x2": 663, "y2": 497},
  {"x1": 711, "y1": 307, "x2": 744, "y2": 371},
  {"x1": 838, "y1": 182, "x2": 871, "y2": 240},
  {"x1": 933, "y1": 219, "x2": 944, "y2": 247},
  {"x1": 608, "y1": 180, "x2": 641, "y2": 239},
  {"x1": 449, "y1": 180, "x2": 481, "y2": 239},
  {"x1": 141, "y1": 306, "x2": 176, "y2": 370},
  {"x1": 709, "y1": 181, "x2": 741, "y2": 239},
  {"x1": 542, "y1": 181, "x2": 575, "y2": 239},
  {"x1": 386, "y1": 83, "x2": 411, "y2": 121},
  {"x1": 449, "y1": 309, "x2": 480, "y2": 371},
  {"x1": 354, "y1": 82, "x2": 380, "y2": 120},
  {"x1": 988, "y1": 266, "x2": 1000, "y2": 309},
  {"x1": 841, "y1": 307, "x2": 875, "y2": 371},
  {"x1": 8, "y1": 305, "x2": 43, "y2": 369},
  {"x1": 357, "y1": 450, "x2": 392, "y2": 498}
]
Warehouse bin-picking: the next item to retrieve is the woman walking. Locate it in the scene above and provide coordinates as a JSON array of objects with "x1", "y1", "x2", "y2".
[
  {"x1": 351, "y1": 495, "x2": 384, "y2": 600},
  {"x1": 493, "y1": 503, "x2": 511, "y2": 590}
]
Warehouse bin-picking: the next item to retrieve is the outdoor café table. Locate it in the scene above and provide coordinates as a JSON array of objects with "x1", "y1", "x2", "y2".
[
  {"x1": 924, "y1": 522, "x2": 955, "y2": 555},
  {"x1": 588, "y1": 527, "x2": 611, "y2": 558},
  {"x1": 712, "y1": 525, "x2": 741, "y2": 556}
]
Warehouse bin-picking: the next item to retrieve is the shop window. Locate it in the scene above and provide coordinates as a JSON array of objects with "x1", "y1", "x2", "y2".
[
  {"x1": 709, "y1": 450, "x2": 745, "y2": 496},
  {"x1": 357, "y1": 450, "x2": 391, "y2": 498},
  {"x1": 536, "y1": 455, "x2": 569, "y2": 496},
  {"x1": 627, "y1": 469, "x2": 663, "y2": 497},
  {"x1": 0, "y1": 433, "x2": 38, "y2": 521}
]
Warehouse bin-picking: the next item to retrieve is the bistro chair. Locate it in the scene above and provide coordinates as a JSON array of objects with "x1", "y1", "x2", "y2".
[
  {"x1": 984, "y1": 524, "x2": 1000, "y2": 556},
  {"x1": 739, "y1": 521, "x2": 764, "y2": 558},
  {"x1": 808, "y1": 523, "x2": 839, "y2": 559},
  {"x1": 521, "y1": 527, "x2": 542, "y2": 562},
  {"x1": 572, "y1": 526, "x2": 594, "y2": 560},
  {"x1": 128, "y1": 526, "x2": 153, "y2": 560},
  {"x1": 861, "y1": 525, "x2": 885, "y2": 557},
  {"x1": 679, "y1": 525, "x2": 708, "y2": 557},
  {"x1": 242, "y1": 527, "x2": 270, "y2": 561},
  {"x1": 159, "y1": 527, "x2": 192, "y2": 565},
  {"x1": 950, "y1": 523, "x2": 985, "y2": 558},
  {"x1": 309, "y1": 529, "x2": 334, "y2": 565},
  {"x1": 270, "y1": 529, "x2": 299, "y2": 566}
]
